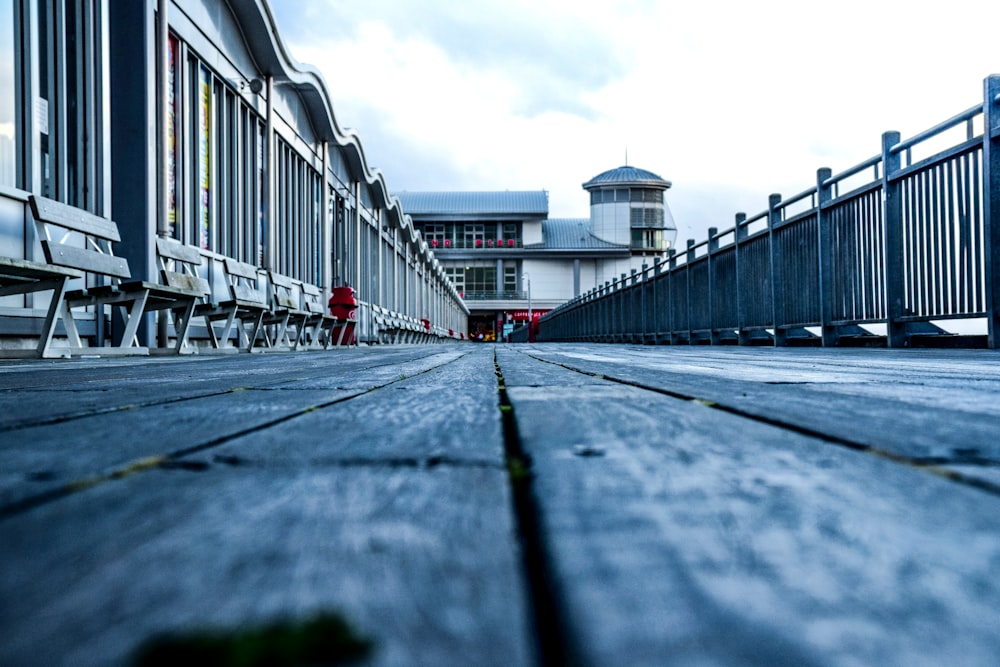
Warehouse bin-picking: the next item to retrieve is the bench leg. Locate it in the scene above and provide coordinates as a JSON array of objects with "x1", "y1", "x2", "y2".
[
  {"x1": 119, "y1": 291, "x2": 150, "y2": 348},
  {"x1": 212, "y1": 308, "x2": 238, "y2": 349},
  {"x1": 243, "y1": 311, "x2": 266, "y2": 351},
  {"x1": 171, "y1": 300, "x2": 197, "y2": 352},
  {"x1": 60, "y1": 300, "x2": 85, "y2": 350},
  {"x1": 37, "y1": 278, "x2": 70, "y2": 358}
]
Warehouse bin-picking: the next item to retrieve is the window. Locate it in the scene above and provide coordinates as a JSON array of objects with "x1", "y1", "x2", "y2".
[
  {"x1": 464, "y1": 223, "x2": 484, "y2": 248},
  {"x1": 424, "y1": 224, "x2": 446, "y2": 246},
  {"x1": 465, "y1": 266, "x2": 496, "y2": 294},
  {"x1": 37, "y1": 0, "x2": 105, "y2": 209},
  {"x1": 503, "y1": 265, "x2": 518, "y2": 295},
  {"x1": 630, "y1": 207, "x2": 665, "y2": 228},
  {"x1": 630, "y1": 188, "x2": 661, "y2": 204},
  {"x1": 445, "y1": 267, "x2": 464, "y2": 294},
  {"x1": 0, "y1": 3, "x2": 15, "y2": 187},
  {"x1": 631, "y1": 228, "x2": 664, "y2": 250},
  {"x1": 172, "y1": 40, "x2": 266, "y2": 263}
]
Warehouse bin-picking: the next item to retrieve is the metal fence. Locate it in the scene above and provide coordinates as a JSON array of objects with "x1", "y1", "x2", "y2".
[{"x1": 529, "y1": 75, "x2": 1000, "y2": 348}]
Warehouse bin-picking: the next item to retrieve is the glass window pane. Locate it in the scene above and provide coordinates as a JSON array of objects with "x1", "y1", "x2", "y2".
[{"x1": 0, "y1": 2, "x2": 16, "y2": 187}]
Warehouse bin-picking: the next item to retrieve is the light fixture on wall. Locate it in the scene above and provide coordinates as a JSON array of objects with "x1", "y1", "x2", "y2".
[{"x1": 233, "y1": 77, "x2": 264, "y2": 94}]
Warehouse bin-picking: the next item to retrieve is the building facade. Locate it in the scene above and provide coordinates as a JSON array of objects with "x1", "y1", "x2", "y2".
[
  {"x1": 0, "y1": 0, "x2": 467, "y2": 351},
  {"x1": 397, "y1": 165, "x2": 677, "y2": 340}
]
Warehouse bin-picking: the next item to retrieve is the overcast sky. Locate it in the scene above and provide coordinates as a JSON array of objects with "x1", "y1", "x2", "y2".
[{"x1": 269, "y1": 0, "x2": 999, "y2": 243}]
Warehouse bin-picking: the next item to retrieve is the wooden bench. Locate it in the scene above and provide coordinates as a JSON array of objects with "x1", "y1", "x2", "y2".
[
  {"x1": 0, "y1": 256, "x2": 83, "y2": 357},
  {"x1": 29, "y1": 195, "x2": 204, "y2": 355},
  {"x1": 263, "y1": 271, "x2": 311, "y2": 350},
  {"x1": 191, "y1": 257, "x2": 268, "y2": 352}
]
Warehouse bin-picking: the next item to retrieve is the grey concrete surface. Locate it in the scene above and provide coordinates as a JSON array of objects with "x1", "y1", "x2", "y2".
[{"x1": 1, "y1": 343, "x2": 999, "y2": 666}]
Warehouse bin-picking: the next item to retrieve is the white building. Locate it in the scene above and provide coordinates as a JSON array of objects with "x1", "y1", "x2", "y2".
[{"x1": 397, "y1": 164, "x2": 677, "y2": 339}]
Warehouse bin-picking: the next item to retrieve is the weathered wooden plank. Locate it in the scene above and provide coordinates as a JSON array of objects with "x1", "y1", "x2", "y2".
[
  {"x1": 30, "y1": 195, "x2": 122, "y2": 241},
  {"x1": 496, "y1": 347, "x2": 1000, "y2": 666},
  {"x1": 206, "y1": 348, "x2": 504, "y2": 466},
  {"x1": 0, "y1": 465, "x2": 532, "y2": 667},
  {"x1": 0, "y1": 348, "x2": 466, "y2": 428},
  {"x1": 0, "y1": 349, "x2": 472, "y2": 508},
  {"x1": 516, "y1": 345, "x2": 1000, "y2": 464},
  {"x1": 0, "y1": 387, "x2": 362, "y2": 509}
]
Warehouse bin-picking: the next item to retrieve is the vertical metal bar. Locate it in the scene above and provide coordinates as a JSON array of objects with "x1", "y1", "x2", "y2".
[
  {"x1": 735, "y1": 213, "x2": 749, "y2": 345},
  {"x1": 984, "y1": 74, "x2": 1000, "y2": 346},
  {"x1": 945, "y1": 160, "x2": 958, "y2": 315},
  {"x1": 957, "y1": 151, "x2": 970, "y2": 312},
  {"x1": 883, "y1": 131, "x2": 906, "y2": 346},
  {"x1": 685, "y1": 240, "x2": 695, "y2": 343},
  {"x1": 707, "y1": 227, "x2": 718, "y2": 343},
  {"x1": 816, "y1": 169, "x2": 836, "y2": 345},
  {"x1": 767, "y1": 194, "x2": 784, "y2": 346}
]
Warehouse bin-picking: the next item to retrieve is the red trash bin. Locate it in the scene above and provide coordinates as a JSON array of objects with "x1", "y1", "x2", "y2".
[{"x1": 328, "y1": 286, "x2": 357, "y2": 345}]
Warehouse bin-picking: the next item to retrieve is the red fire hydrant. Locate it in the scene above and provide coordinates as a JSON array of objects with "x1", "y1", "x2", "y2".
[{"x1": 328, "y1": 286, "x2": 357, "y2": 345}]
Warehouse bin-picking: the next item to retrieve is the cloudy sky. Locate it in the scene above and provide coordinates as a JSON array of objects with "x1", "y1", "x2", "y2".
[{"x1": 269, "y1": 0, "x2": 999, "y2": 243}]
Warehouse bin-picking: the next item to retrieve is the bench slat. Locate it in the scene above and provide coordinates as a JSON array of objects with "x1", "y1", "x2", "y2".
[
  {"x1": 155, "y1": 236, "x2": 203, "y2": 265},
  {"x1": 161, "y1": 270, "x2": 210, "y2": 295},
  {"x1": 0, "y1": 256, "x2": 83, "y2": 281},
  {"x1": 223, "y1": 258, "x2": 260, "y2": 280},
  {"x1": 41, "y1": 240, "x2": 132, "y2": 279},
  {"x1": 232, "y1": 284, "x2": 266, "y2": 305},
  {"x1": 30, "y1": 196, "x2": 122, "y2": 242}
]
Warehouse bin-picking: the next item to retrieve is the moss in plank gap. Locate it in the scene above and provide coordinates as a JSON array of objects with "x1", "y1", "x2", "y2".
[{"x1": 131, "y1": 612, "x2": 373, "y2": 667}]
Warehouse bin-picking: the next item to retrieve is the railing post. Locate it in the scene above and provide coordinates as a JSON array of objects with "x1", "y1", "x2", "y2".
[
  {"x1": 707, "y1": 227, "x2": 719, "y2": 344},
  {"x1": 620, "y1": 273, "x2": 628, "y2": 341},
  {"x1": 603, "y1": 281, "x2": 611, "y2": 342},
  {"x1": 985, "y1": 75, "x2": 1000, "y2": 348},
  {"x1": 652, "y1": 258, "x2": 663, "y2": 343},
  {"x1": 640, "y1": 263, "x2": 649, "y2": 343},
  {"x1": 668, "y1": 249, "x2": 678, "y2": 343},
  {"x1": 882, "y1": 131, "x2": 906, "y2": 347},
  {"x1": 686, "y1": 239, "x2": 695, "y2": 344},
  {"x1": 734, "y1": 213, "x2": 750, "y2": 345},
  {"x1": 767, "y1": 194, "x2": 785, "y2": 346},
  {"x1": 816, "y1": 167, "x2": 836, "y2": 346}
]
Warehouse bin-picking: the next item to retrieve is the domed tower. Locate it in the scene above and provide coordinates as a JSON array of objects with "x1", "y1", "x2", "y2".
[{"x1": 582, "y1": 165, "x2": 677, "y2": 255}]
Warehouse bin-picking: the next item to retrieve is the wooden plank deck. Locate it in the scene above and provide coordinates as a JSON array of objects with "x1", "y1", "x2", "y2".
[{"x1": 1, "y1": 344, "x2": 999, "y2": 666}]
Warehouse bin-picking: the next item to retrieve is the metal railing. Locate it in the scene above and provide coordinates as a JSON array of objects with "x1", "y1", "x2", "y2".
[{"x1": 527, "y1": 75, "x2": 1000, "y2": 348}]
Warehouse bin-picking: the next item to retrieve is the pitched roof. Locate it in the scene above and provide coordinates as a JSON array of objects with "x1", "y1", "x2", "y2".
[
  {"x1": 394, "y1": 191, "x2": 549, "y2": 217},
  {"x1": 528, "y1": 218, "x2": 627, "y2": 250}
]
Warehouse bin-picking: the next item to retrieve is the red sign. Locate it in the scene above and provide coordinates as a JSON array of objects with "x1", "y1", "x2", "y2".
[{"x1": 508, "y1": 310, "x2": 548, "y2": 320}]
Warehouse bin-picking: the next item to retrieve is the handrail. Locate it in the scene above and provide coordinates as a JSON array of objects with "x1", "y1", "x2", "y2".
[{"x1": 531, "y1": 75, "x2": 1000, "y2": 349}]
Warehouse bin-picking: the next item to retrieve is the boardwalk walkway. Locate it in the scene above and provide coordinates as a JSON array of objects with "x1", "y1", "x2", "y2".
[{"x1": 1, "y1": 344, "x2": 999, "y2": 666}]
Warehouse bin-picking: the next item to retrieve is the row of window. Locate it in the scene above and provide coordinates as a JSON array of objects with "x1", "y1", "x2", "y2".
[
  {"x1": 420, "y1": 222, "x2": 522, "y2": 248},
  {"x1": 590, "y1": 188, "x2": 663, "y2": 206},
  {"x1": 1, "y1": 0, "x2": 106, "y2": 209},
  {"x1": 629, "y1": 207, "x2": 667, "y2": 228},
  {"x1": 444, "y1": 264, "x2": 520, "y2": 298}
]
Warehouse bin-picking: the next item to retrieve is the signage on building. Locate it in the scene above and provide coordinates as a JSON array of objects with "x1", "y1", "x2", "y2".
[{"x1": 508, "y1": 310, "x2": 548, "y2": 320}]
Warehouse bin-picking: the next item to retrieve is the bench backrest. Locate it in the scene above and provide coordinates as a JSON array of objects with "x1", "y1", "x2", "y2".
[
  {"x1": 155, "y1": 237, "x2": 209, "y2": 296},
  {"x1": 299, "y1": 281, "x2": 326, "y2": 316},
  {"x1": 224, "y1": 257, "x2": 267, "y2": 305},
  {"x1": 268, "y1": 271, "x2": 302, "y2": 311},
  {"x1": 29, "y1": 195, "x2": 131, "y2": 280}
]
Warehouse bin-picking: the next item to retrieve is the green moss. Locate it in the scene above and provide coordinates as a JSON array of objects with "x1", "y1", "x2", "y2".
[
  {"x1": 132, "y1": 612, "x2": 373, "y2": 667},
  {"x1": 507, "y1": 456, "x2": 531, "y2": 483}
]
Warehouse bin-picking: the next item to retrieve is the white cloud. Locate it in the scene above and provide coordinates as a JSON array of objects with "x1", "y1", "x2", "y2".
[{"x1": 270, "y1": 0, "x2": 1000, "y2": 240}]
